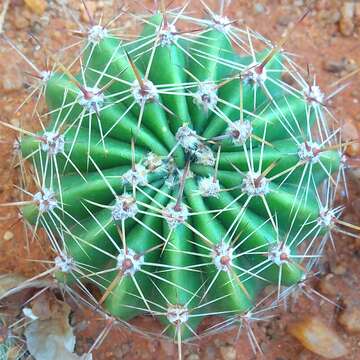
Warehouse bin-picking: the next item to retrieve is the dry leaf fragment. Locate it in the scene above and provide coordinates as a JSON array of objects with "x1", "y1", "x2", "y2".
[
  {"x1": 24, "y1": 292, "x2": 92, "y2": 360},
  {"x1": 0, "y1": 273, "x2": 54, "y2": 300}
]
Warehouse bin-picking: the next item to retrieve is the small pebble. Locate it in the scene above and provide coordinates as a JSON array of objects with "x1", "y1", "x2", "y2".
[
  {"x1": 323, "y1": 58, "x2": 348, "y2": 74},
  {"x1": 333, "y1": 264, "x2": 347, "y2": 276},
  {"x1": 186, "y1": 354, "x2": 200, "y2": 360},
  {"x1": 10, "y1": 118, "x2": 20, "y2": 127},
  {"x1": 338, "y1": 303, "x2": 360, "y2": 334},
  {"x1": 342, "y1": 121, "x2": 360, "y2": 157},
  {"x1": 277, "y1": 15, "x2": 292, "y2": 27},
  {"x1": 293, "y1": 0, "x2": 304, "y2": 6},
  {"x1": 13, "y1": 8, "x2": 31, "y2": 30},
  {"x1": 318, "y1": 274, "x2": 338, "y2": 296},
  {"x1": 0, "y1": 63, "x2": 23, "y2": 92},
  {"x1": 219, "y1": 345, "x2": 237, "y2": 360},
  {"x1": 339, "y1": 2, "x2": 355, "y2": 37},
  {"x1": 288, "y1": 315, "x2": 348, "y2": 359},
  {"x1": 344, "y1": 60, "x2": 358, "y2": 73},
  {"x1": 24, "y1": 0, "x2": 47, "y2": 16},
  {"x1": 254, "y1": 3, "x2": 265, "y2": 14},
  {"x1": 4, "y1": 104, "x2": 12, "y2": 113},
  {"x1": 327, "y1": 10, "x2": 341, "y2": 25},
  {"x1": 3, "y1": 231, "x2": 14, "y2": 241}
]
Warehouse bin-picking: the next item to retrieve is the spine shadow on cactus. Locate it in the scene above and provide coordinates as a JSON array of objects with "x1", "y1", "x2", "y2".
[{"x1": 18, "y1": 7, "x2": 341, "y2": 342}]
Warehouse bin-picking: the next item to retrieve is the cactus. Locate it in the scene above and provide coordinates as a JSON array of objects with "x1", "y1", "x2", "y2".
[{"x1": 3, "y1": 0, "x2": 359, "y2": 355}]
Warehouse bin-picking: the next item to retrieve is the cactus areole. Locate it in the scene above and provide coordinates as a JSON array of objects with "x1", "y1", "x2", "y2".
[{"x1": 20, "y1": 10, "x2": 341, "y2": 340}]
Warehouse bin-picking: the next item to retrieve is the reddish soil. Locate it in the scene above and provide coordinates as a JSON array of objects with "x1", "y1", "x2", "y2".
[{"x1": 1, "y1": 1, "x2": 360, "y2": 359}]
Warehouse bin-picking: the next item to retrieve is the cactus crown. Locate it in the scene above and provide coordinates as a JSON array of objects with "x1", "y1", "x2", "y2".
[{"x1": 11, "y1": 0, "x2": 351, "y2": 349}]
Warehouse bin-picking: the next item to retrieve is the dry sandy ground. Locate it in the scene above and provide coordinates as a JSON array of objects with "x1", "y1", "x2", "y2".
[{"x1": 0, "y1": 1, "x2": 360, "y2": 359}]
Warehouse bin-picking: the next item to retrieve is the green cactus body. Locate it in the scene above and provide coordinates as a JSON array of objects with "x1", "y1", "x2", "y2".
[{"x1": 19, "y1": 10, "x2": 340, "y2": 340}]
